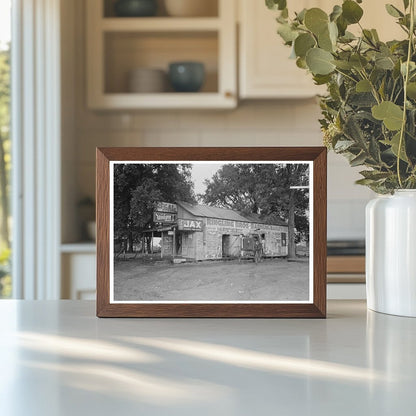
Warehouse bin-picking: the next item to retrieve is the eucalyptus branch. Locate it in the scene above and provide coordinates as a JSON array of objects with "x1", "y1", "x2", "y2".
[
  {"x1": 397, "y1": 0, "x2": 415, "y2": 188},
  {"x1": 358, "y1": 69, "x2": 381, "y2": 104},
  {"x1": 334, "y1": 68, "x2": 358, "y2": 84}
]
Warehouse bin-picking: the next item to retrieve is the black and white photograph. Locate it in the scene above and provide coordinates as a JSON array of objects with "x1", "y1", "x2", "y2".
[{"x1": 110, "y1": 161, "x2": 312, "y2": 303}]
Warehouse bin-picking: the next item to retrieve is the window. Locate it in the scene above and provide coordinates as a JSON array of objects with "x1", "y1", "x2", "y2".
[{"x1": 0, "y1": 0, "x2": 11, "y2": 298}]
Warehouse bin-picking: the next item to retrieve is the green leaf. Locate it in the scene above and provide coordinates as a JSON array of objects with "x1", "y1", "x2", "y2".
[
  {"x1": 407, "y1": 82, "x2": 416, "y2": 99},
  {"x1": 277, "y1": 23, "x2": 298, "y2": 43},
  {"x1": 294, "y1": 33, "x2": 316, "y2": 58},
  {"x1": 318, "y1": 27, "x2": 334, "y2": 52},
  {"x1": 360, "y1": 170, "x2": 392, "y2": 181},
  {"x1": 344, "y1": 115, "x2": 367, "y2": 147},
  {"x1": 304, "y1": 8, "x2": 329, "y2": 35},
  {"x1": 385, "y1": 4, "x2": 404, "y2": 18},
  {"x1": 371, "y1": 29, "x2": 380, "y2": 42},
  {"x1": 266, "y1": 0, "x2": 287, "y2": 11},
  {"x1": 372, "y1": 101, "x2": 404, "y2": 131},
  {"x1": 375, "y1": 55, "x2": 395, "y2": 70},
  {"x1": 401, "y1": 61, "x2": 416, "y2": 76},
  {"x1": 363, "y1": 29, "x2": 376, "y2": 46},
  {"x1": 350, "y1": 151, "x2": 368, "y2": 167},
  {"x1": 306, "y1": 48, "x2": 335, "y2": 75},
  {"x1": 378, "y1": 78, "x2": 386, "y2": 100},
  {"x1": 336, "y1": 15, "x2": 348, "y2": 36},
  {"x1": 369, "y1": 136, "x2": 382, "y2": 163},
  {"x1": 403, "y1": 0, "x2": 410, "y2": 10},
  {"x1": 382, "y1": 132, "x2": 409, "y2": 162},
  {"x1": 350, "y1": 54, "x2": 368, "y2": 70},
  {"x1": 328, "y1": 21, "x2": 338, "y2": 45},
  {"x1": 342, "y1": 0, "x2": 364, "y2": 24},
  {"x1": 313, "y1": 74, "x2": 332, "y2": 85},
  {"x1": 296, "y1": 8, "x2": 307, "y2": 23},
  {"x1": 334, "y1": 140, "x2": 354, "y2": 151},
  {"x1": 296, "y1": 57, "x2": 308, "y2": 69},
  {"x1": 356, "y1": 79, "x2": 372, "y2": 92},
  {"x1": 330, "y1": 5, "x2": 342, "y2": 22},
  {"x1": 333, "y1": 60, "x2": 353, "y2": 70},
  {"x1": 339, "y1": 31, "x2": 356, "y2": 43},
  {"x1": 355, "y1": 178, "x2": 378, "y2": 186}
]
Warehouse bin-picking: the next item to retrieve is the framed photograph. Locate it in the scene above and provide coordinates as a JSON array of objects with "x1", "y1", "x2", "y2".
[{"x1": 96, "y1": 147, "x2": 327, "y2": 318}]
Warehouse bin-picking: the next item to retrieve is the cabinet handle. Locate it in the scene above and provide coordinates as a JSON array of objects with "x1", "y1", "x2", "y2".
[{"x1": 224, "y1": 91, "x2": 234, "y2": 99}]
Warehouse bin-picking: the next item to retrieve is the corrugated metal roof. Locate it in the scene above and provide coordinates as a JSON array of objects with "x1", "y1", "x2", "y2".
[{"x1": 177, "y1": 201, "x2": 287, "y2": 226}]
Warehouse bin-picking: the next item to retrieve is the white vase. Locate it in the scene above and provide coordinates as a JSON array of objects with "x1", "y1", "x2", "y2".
[{"x1": 366, "y1": 190, "x2": 416, "y2": 317}]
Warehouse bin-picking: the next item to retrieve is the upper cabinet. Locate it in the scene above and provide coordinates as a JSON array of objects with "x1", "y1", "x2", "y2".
[
  {"x1": 238, "y1": 0, "x2": 405, "y2": 100},
  {"x1": 86, "y1": 0, "x2": 237, "y2": 109},
  {"x1": 86, "y1": 0, "x2": 406, "y2": 109},
  {"x1": 239, "y1": 0, "x2": 325, "y2": 99}
]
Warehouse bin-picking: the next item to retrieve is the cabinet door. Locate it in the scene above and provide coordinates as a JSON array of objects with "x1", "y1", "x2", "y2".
[
  {"x1": 239, "y1": 0, "x2": 403, "y2": 99},
  {"x1": 62, "y1": 253, "x2": 96, "y2": 300},
  {"x1": 358, "y1": 0, "x2": 404, "y2": 41},
  {"x1": 239, "y1": 0, "x2": 326, "y2": 99}
]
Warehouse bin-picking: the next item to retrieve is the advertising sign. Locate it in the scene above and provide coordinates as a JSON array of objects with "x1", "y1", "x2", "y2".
[
  {"x1": 153, "y1": 212, "x2": 176, "y2": 223},
  {"x1": 155, "y1": 202, "x2": 177, "y2": 213},
  {"x1": 178, "y1": 219, "x2": 203, "y2": 231}
]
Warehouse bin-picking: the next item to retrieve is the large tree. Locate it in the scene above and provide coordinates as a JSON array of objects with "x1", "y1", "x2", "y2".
[
  {"x1": 113, "y1": 163, "x2": 195, "y2": 251},
  {"x1": 0, "y1": 46, "x2": 10, "y2": 249},
  {"x1": 202, "y1": 163, "x2": 309, "y2": 258}
]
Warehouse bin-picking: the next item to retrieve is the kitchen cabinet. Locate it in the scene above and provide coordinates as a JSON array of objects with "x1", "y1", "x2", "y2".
[
  {"x1": 86, "y1": 0, "x2": 237, "y2": 109},
  {"x1": 239, "y1": 0, "x2": 325, "y2": 99},
  {"x1": 61, "y1": 245, "x2": 96, "y2": 300},
  {"x1": 238, "y1": 0, "x2": 404, "y2": 99}
]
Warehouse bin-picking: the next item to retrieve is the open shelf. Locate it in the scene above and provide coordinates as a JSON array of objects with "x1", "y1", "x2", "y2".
[
  {"x1": 102, "y1": 17, "x2": 221, "y2": 32},
  {"x1": 87, "y1": 0, "x2": 236, "y2": 109},
  {"x1": 91, "y1": 92, "x2": 235, "y2": 109},
  {"x1": 104, "y1": 31, "x2": 218, "y2": 94},
  {"x1": 61, "y1": 243, "x2": 96, "y2": 254},
  {"x1": 103, "y1": 0, "x2": 219, "y2": 18}
]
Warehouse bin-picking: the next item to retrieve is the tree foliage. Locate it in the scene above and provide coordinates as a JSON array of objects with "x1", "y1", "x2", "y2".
[
  {"x1": 0, "y1": 48, "x2": 10, "y2": 243},
  {"x1": 0, "y1": 44, "x2": 11, "y2": 297},
  {"x1": 267, "y1": 0, "x2": 416, "y2": 193},
  {"x1": 113, "y1": 164, "x2": 196, "y2": 241},
  {"x1": 202, "y1": 164, "x2": 310, "y2": 250}
]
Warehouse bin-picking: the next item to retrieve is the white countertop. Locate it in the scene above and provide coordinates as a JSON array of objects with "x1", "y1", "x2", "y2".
[{"x1": 0, "y1": 300, "x2": 415, "y2": 415}]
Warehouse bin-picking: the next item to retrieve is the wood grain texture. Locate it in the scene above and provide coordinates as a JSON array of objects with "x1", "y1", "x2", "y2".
[
  {"x1": 96, "y1": 147, "x2": 327, "y2": 318},
  {"x1": 327, "y1": 256, "x2": 365, "y2": 274}
]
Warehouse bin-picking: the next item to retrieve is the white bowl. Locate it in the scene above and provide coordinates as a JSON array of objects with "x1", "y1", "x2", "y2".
[
  {"x1": 164, "y1": 0, "x2": 218, "y2": 17},
  {"x1": 128, "y1": 68, "x2": 167, "y2": 93}
]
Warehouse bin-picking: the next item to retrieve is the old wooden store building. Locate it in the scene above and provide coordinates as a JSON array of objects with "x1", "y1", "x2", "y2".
[{"x1": 151, "y1": 201, "x2": 288, "y2": 261}]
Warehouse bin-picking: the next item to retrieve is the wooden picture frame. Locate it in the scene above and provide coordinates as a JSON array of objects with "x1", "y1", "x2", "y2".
[{"x1": 96, "y1": 147, "x2": 327, "y2": 318}]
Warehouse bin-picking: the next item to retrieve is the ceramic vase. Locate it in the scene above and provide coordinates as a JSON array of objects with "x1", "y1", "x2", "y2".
[
  {"x1": 366, "y1": 190, "x2": 416, "y2": 317},
  {"x1": 168, "y1": 62, "x2": 205, "y2": 92},
  {"x1": 114, "y1": 0, "x2": 157, "y2": 17}
]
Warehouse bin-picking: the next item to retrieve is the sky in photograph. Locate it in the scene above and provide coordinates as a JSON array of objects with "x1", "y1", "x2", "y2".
[
  {"x1": 191, "y1": 163, "x2": 224, "y2": 197},
  {"x1": 0, "y1": 0, "x2": 11, "y2": 49}
]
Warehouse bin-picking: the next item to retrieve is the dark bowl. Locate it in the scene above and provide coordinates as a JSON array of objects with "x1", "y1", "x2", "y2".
[
  {"x1": 168, "y1": 62, "x2": 205, "y2": 93},
  {"x1": 114, "y1": 0, "x2": 158, "y2": 17}
]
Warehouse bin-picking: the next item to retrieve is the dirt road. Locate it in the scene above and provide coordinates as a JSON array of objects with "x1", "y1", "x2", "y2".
[{"x1": 114, "y1": 258, "x2": 310, "y2": 302}]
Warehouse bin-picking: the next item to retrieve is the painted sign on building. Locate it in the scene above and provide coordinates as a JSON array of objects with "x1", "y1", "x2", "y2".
[
  {"x1": 206, "y1": 217, "x2": 284, "y2": 231},
  {"x1": 178, "y1": 219, "x2": 203, "y2": 231},
  {"x1": 153, "y1": 212, "x2": 176, "y2": 223},
  {"x1": 155, "y1": 202, "x2": 177, "y2": 213}
]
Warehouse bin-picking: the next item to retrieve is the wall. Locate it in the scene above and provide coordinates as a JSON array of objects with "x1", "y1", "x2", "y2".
[{"x1": 62, "y1": 0, "x2": 374, "y2": 243}]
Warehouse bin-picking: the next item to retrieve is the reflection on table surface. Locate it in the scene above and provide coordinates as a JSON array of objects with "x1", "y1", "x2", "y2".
[{"x1": 0, "y1": 300, "x2": 415, "y2": 416}]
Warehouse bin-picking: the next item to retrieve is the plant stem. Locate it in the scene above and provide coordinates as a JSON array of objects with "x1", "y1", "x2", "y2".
[
  {"x1": 397, "y1": 0, "x2": 415, "y2": 188},
  {"x1": 334, "y1": 68, "x2": 358, "y2": 84}
]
